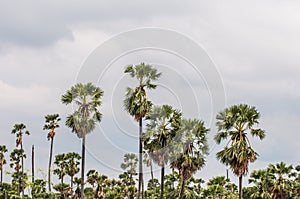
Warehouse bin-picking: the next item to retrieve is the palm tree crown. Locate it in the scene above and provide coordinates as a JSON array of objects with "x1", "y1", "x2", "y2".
[
  {"x1": 124, "y1": 63, "x2": 161, "y2": 121},
  {"x1": 43, "y1": 114, "x2": 61, "y2": 140},
  {"x1": 214, "y1": 104, "x2": 265, "y2": 176},
  {"x1": 62, "y1": 82, "x2": 103, "y2": 138}
]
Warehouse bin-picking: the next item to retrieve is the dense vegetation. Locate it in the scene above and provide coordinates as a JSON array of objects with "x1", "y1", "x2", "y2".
[{"x1": 0, "y1": 63, "x2": 299, "y2": 199}]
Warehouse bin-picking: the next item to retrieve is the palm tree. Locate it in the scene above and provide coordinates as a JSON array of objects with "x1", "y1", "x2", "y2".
[
  {"x1": 170, "y1": 118, "x2": 209, "y2": 199},
  {"x1": 53, "y1": 153, "x2": 68, "y2": 186},
  {"x1": 43, "y1": 113, "x2": 61, "y2": 192},
  {"x1": 214, "y1": 104, "x2": 266, "y2": 199},
  {"x1": 0, "y1": 145, "x2": 8, "y2": 184},
  {"x1": 62, "y1": 82, "x2": 103, "y2": 199},
  {"x1": 124, "y1": 63, "x2": 161, "y2": 199},
  {"x1": 120, "y1": 153, "x2": 138, "y2": 186},
  {"x1": 248, "y1": 169, "x2": 273, "y2": 199},
  {"x1": 144, "y1": 105, "x2": 181, "y2": 199},
  {"x1": 9, "y1": 148, "x2": 26, "y2": 196},
  {"x1": 268, "y1": 162, "x2": 293, "y2": 198},
  {"x1": 143, "y1": 151, "x2": 155, "y2": 191},
  {"x1": 66, "y1": 152, "x2": 81, "y2": 190},
  {"x1": 11, "y1": 123, "x2": 30, "y2": 197}
]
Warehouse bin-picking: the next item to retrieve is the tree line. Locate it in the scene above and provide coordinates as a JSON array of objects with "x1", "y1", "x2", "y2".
[{"x1": 0, "y1": 63, "x2": 299, "y2": 199}]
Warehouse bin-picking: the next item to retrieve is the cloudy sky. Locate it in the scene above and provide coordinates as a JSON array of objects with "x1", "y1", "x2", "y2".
[{"x1": 0, "y1": 0, "x2": 299, "y2": 186}]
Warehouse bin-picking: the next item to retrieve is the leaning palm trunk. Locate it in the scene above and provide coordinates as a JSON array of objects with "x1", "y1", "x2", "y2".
[{"x1": 81, "y1": 136, "x2": 86, "y2": 199}]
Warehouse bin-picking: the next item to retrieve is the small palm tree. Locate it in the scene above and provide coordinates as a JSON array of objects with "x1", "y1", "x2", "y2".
[
  {"x1": 144, "y1": 105, "x2": 181, "y2": 199},
  {"x1": 53, "y1": 153, "x2": 68, "y2": 186},
  {"x1": 248, "y1": 169, "x2": 273, "y2": 199},
  {"x1": 124, "y1": 63, "x2": 161, "y2": 199},
  {"x1": 11, "y1": 123, "x2": 30, "y2": 197},
  {"x1": 214, "y1": 104, "x2": 266, "y2": 199},
  {"x1": 66, "y1": 152, "x2": 81, "y2": 191},
  {"x1": 0, "y1": 145, "x2": 8, "y2": 184},
  {"x1": 170, "y1": 118, "x2": 209, "y2": 199},
  {"x1": 43, "y1": 113, "x2": 61, "y2": 192},
  {"x1": 268, "y1": 162, "x2": 294, "y2": 198},
  {"x1": 62, "y1": 82, "x2": 103, "y2": 199},
  {"x1": 120, "y1": 153, "x2": 138, "y2": 186},
  {"x1": 10, "y1": 148, "x2": 26, "y2": 196},
  {"x1": 143, "y1": 151, "x2": 155, "y2": 191}
]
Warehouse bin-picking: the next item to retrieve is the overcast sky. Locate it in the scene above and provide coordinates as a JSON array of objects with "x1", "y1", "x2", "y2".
[{"x1": 0, "y1": 0, "x2": 299, "y2": 187}]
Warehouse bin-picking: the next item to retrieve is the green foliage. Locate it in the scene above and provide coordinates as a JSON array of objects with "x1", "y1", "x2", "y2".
[
  {"x1": 124, "y1": 63, "x2": 161, "y2": 121},
  {"x1": 62, "y1": 82, "x2": 103, "y2": 138},
  {"x1": 43, "y1": 113, "x2": 61, "y2": 140},
  {"x1": 214, "y1": 104, "x2": 266, "y2": 174}
]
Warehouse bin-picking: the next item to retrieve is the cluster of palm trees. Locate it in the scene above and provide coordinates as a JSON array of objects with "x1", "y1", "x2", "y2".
[{"x1": 0, "y1": 63, "x2": 299, "y2": 199}]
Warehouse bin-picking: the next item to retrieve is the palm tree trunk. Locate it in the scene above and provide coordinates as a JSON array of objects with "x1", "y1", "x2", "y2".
[
  {"x1": 48, "y1": 138, "x2": 54, "y2": 192},
  {"x1": 17, "y1": 167, "x2": 20, "y2": 196},
  {"x1": 160, "y1": 139, "x2": 166, "y2": 199},
  {"x1": 130, "y1": 168, "x2": 133, "y2": 186},
  {"x1": 21, "y1": 143, "x2": 24, "y2": 197},
  {"x1": 32, "y1": 145, "x2": 35, "y2": 199},
  {"x1": 81, "y1": 136, "x2": 86, "y2": 199},
  {"x1": 150, "y1": 164, "x2": 154, "y2": 191},
  {"x1": 160, "y1": 165, "x2": 164, "y2": 199},
  {"x1": 138, "y1": 118, "x2": 144, "y2": 199},
  {"x1": 71, "y1": 176, "x2": 74, "y2": 191},
  {"x1": 1, "y1": 168, "x2": 3, "y2": 184},
  {"x1": 179, "y1": 179, "x2": 186, "y2": 199},
  {"x1": 239, "y1": 175, "x2": 243, "y2": 199}
]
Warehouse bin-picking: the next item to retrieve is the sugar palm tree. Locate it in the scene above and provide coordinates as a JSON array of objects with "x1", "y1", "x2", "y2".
[
  {"x1": 120, "y1": 153, "x2": 138, "y2": 186},
  {"x1": 62, "y1": 82, "x2": 103, "y2": 199},
  {"x1": 143, "y1": 151, "x2": 155, "y2": 191},
  {"x1": 268, "y1": 162, "x2": 293, "y2": 198},
  {"x1": 124, "y1": 63, "x2": 161, "y2": 199},
  {"x1": 11, "y1": 123, "x2": 30, "y2": 197},
  {"x1": 0, "y1": 145, "x2": 8, "y2": 184},
  {"x1": 53, "y1": 153, "x2": 68, "y2": 186},
  {"x1": 43, "y1": 113, "x2": 61, "y2": 192},
  {"x1": 170, "y1": 118, "x2": 209, "y2": 199},
  {"x1": 66, "y1": 152, "x2": 81, "y2": 191},
  {"x1": 214, "y1": 104, "x2": 266, "y2": 199},
  {"x1": 10, "y1": 148, "x2": 26, "y2": 196},
  {"x1": 144, "y1": 105, "x2": 181, "y2": 199},
  {"x1": 248, "y1": 169, "x2": 273, "y2": 199}
]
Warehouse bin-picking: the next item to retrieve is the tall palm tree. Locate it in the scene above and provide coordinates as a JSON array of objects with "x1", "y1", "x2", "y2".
[
  {"x1": 124, "y1": 63, "x2": 161, "y2": 199},
  {"x1": 0, "y1": 145, "x2": 8, "y2": 184},
  {"x1": 43, "y1": 113, "x2": 61, "y2": 192},
  {"x1": 144, "y1": 105, "x2": 181, "y2": 199},
  {"x1": 120, "y1": 153, "x2": 138, "y2": 186},
  {"x1": 11, "y1": 123, "x2": 30, "y2": 197},
  {"x1": 170, "y1": 118, "x2": 209, "y2": 199},
  {"x1": 214, "y1": 104, "x2": 266, "y2": 199},
  {"x1": 62, "y1": 82, "x2": 103, "y2": 199}
]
